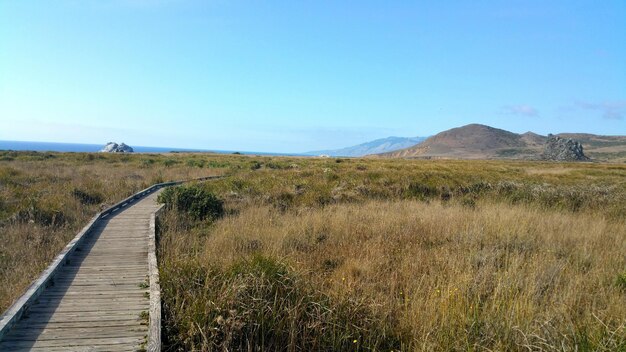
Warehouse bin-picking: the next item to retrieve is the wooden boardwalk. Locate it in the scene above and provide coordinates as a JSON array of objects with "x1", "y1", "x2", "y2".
[{"x1": 0, "y1": 190, "x2": 163, "y2": 351}]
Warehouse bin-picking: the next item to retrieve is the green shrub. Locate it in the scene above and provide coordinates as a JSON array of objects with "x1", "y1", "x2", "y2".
[
  {"x1": 266, "y1": 161, "x2": 288, "y2": 170},
  {"x1": 405, "y1": 182, "x2": 438, "y2": 200},
  {"x1": 163, "y1": 159, "x2": 178, "y2": 167},
  {"x1": 185, "y1": 159, "x2": 205, "y2": 168},
  {"x1": 158, "y1": 185, "x2": 224, "y2": 221},
  {"x1": 206, "y1": 160, "x2": 229, "y2": 168},
  {"x1": 270, "y1": 192, "x2": 295, "y2": 212},
  {"x1": 140, "y1": 159, "x2": 155, "y2": 168}
]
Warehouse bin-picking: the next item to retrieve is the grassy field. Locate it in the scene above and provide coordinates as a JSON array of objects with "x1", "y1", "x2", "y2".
[
  {"x1": 0, "y1": 151, "x2": 224, "y2": 310},
  {"x1": 1, "y1": 151, "x2": 625, "y2": 350}
]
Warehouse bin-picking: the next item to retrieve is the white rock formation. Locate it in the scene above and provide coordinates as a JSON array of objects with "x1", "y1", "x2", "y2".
[{"x1": 100, "y1": 142, "x2": 134, "y2": 153}]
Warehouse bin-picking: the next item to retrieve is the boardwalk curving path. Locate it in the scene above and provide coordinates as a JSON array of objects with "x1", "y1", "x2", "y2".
[{"x1": 0, "y1": 190, "x2": 164, "y2": 351}]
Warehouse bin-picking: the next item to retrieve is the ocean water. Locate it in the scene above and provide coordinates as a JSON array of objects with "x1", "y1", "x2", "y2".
[{"x1": 0, "y1": 140, "x2": 304, "y2": 156}]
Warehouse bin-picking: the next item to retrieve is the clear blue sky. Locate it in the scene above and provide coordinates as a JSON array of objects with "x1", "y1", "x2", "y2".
[{"x1": 1, "y1": 1, "x2": 624, "y2": 152}]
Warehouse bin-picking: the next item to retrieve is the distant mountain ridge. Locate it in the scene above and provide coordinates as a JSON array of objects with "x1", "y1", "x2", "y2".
[
  {"x1": 304, "y1": 136, "x2": 426, "y2": 157},
  {"x1": 378, "y1": 124, "x2": 626, "y2": 162}
]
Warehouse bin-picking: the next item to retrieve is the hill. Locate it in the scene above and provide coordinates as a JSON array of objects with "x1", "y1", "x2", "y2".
[
  {"x1": 304, "y1": 136, "x2": 426, "y2": 157},
  {"x1": 383, "y1": 124, "x2": 532, "y2": 159},
  {"x1": 379, "y1": 124, "x2": 626, "y2": 161}
]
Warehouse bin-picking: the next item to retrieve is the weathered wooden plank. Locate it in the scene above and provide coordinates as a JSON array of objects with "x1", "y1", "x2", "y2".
[
  {"x1": 48, "y1": 269, "x2": 147, "y2": 282},
  {"x1": 26, "y1": 305, "x2": 148, "y2": 314},
  {"x1": 63, "y1": 260, "x2": 146, "y2": 265},
  {"x1": 47, "y1": 281, "x2": 147, "y2": 287},
  {"x1": 68, "y1": 253, "x2": 148, "y2": 258},
  {"x1": 38, "y1": 294, "x2": 149, "y2": 307},
  {"x1": 51, "y1": 275, "x2": 146, "y2": 281},
  {"x1": 82, "y1": 233, "x2": 149, "y2": 239},
  {"x1": 0, "y1": 336, "x2": 145, "y2": 348},
  {"x1": 32, "y1": 295, "x2": 147, "y2": 303},
  {"x1": 70, "y1": 251, "x2": 148, "y2": 256},
  {"x1": 39, "y1": 293, "x2": 147, "y2": 299},
  {"x1": 51, "y1": 271, "x2": 147, "y2": 278},
  {"x1": 21, "y1": 312, "x2": 145, "y2": 322},
  {"x1": 4, "y1": 326, "x2": 147, "y2": 337},
  {"x1": 46, "y1": 283, "x2": 146, "y2": 294},
  {"x1": 78, "y1": 240, "x2": 148, "y2": 245},
  {"x1": 55, "y1": 264, "x2": 147, "y2": 270},
  {"x1": 76, "y1": 245, "x2": 148, "y2": 250},
  {"x1": 54, "y1": 272, "x2": 147, "y2": 279},
  {"x1": 84, "y1": 229, "x2": 149, "y2": 234},
  {"x1": 35, "y1": 301, "x2": 146, "y2": 308},
  {"x1": 11, "y1": 320, "x2": 144, "y2": 329},
  {"x1": 7, "y1": 344, "x2": 142, "y2": 351},
  {"x1": 61, "y1": 264, "x2": 147, "y2": 269},
  {"x1": 68, "y1": 253, "x2": 148, "y2": 264},
  {"x1": 50, "y1": 275, "x2": 148, "y2": 282},
  {"x1": 62, "y1": 260, "x2": 147, "y2": 267},
  {"x1": 55, "y1": 270, "x2": 148, "y2": 276},
  {"x1": 4, "y1": 327, "x2": 146, "y2": 340},
  {"x1": 82, "y1": 245, "x2": 148, "y2": 250},
  {"x1": 92, "y1": 222, "x2": 150, "y2": 227}
]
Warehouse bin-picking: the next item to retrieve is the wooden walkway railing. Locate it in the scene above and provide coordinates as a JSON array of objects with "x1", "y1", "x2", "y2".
[{"x1": 0, "y1": 176, "x2": 220, "y2": 351}]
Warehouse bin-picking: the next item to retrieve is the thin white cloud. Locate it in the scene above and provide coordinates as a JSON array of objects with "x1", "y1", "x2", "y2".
[
  {"x1": 500, "y1": 104, "x2": 539, "y2": 117},
  {"x1": 575, "y1": 100, "x2": 626, "y2": 120}
]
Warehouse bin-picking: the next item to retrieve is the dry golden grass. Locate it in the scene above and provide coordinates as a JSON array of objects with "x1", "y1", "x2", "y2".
[
  {"x1": 524, "y1": 167, "x2": 576, "y2": 175},
  {"x1": 159, "y1": 200, "x2": 626, "y2": 351},
  {"x1": 2, "y1": 151, "x2": 625, "y2": 350}
]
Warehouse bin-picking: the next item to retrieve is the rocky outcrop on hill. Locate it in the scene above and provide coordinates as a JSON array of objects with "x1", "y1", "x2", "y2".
[
  {"x1": 542, "y1": 135, "x2": 588, "y2": 161},
  {"x1": 100, "y1": 142, "x2": 134, "y2": 153}
]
